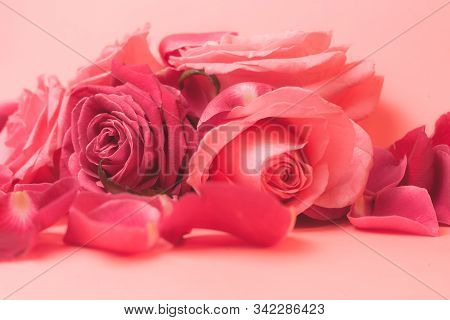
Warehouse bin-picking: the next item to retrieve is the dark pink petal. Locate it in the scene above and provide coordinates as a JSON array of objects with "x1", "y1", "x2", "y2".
[
  {"x1": 303, "y1": 205, "x2": 349, "y2": 220},
  {"x1": 0, "y1": 101, "x2": 18, "y2": 132},
  {"x1": 348, "y1": 186, "x2": 439, "y2": 236},
  {"x1": 159, "y1": 32, "x2": 235, "y2": 65},
  {"x1": 157, "y1": 67, "x2": 217, "y2": 118},
  {"x1": 389, "y1": 127, "x2": 434, "y2": 190},
  {"x1": 432, "y1": 112, "x2": 449, "y2": 147},
  {"x1": 160, "y1": 183, "x2": 294, "y2": 246},
  {"x1": 365, "y1": 147, "x2": 407, "y2": 194},
  {"x1": 432, "y1": 145, "x2": 449, "y2": 224},
  {"x1": 64, "y1": 192, "x2": 162, "y2": 254}
]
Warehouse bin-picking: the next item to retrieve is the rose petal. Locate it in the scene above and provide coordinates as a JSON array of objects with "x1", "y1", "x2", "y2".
[
  {"x1": 432, "y1": 145, "x2": 449, "y2": 224},
  {"x1": 365, "y1": 147, "x2": 407, "y2": 194},
  {"x1": 159, "y1": 32, "x2": 235, "y2": 65},
  {"x1": 0, "y1": 165, "x2": 13, "y2": 192},
  {"x1": 432, "y1": 112, "x2": 449, "y2": 147},
  {"x1": 0, "y1": 101, "x2": 18, "y2": 132},
  {"x1": 0, "y1": 191, "x2": 37, "y2": 259},
  {"x1": 70, "y1": 24, "x2": 161, "y2": 87},
  {"x1": 311, "y1": 60, "x2": 383, "y2": 120},
  {"x1": 198, "y1": 82, "x2": 274, "y2": 130},
  {"x1": 0, "y1": 177, "x2": 78, "y2": 259},
  {"x1": 64, "y1": 192, "x2": 162, "y2": 254},
  {"x1": 160, "y1": 183, "x2": 294, "y2": 246},
  {"x1": 314, "y1": 121, "x2": 373, "y2": 208},
  {"x1": 14, "y1": 177, "x2": 79, "y2": 230},
  {"x1": 389, "y1": 126, "x2": 434, "y2": 190},
  {"x1": 303, "y1": 205, "x2": 350, "y2": 221},
  {"x1": 348, "y1": 186, "x2": 439, "y2": 236}
]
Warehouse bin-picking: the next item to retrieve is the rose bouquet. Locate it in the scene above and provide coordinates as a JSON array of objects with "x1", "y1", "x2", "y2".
[{"x1": 0, "y1": 25, "x2": 448, "y2": 258}]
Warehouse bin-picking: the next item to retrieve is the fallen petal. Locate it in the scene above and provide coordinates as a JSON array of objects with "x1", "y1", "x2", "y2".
[
  {"x1": 0, "y1": 191, "x2": 38, "y2": 259},
  {"x1": 432, "y1": 145, "x2": 449, "y2": 224},
  {"x1": 432, "y1": 112, "x2": 449, "y2": 147},
  {"x1": 160, "y1": 183, "x2": 294, "y2": 246},
  {"x1": 365, "y1": 147, "x2": 407, "y2": 194},
  {"x1": 64, "y1": 192, "x2": 163, "y2": 254},
  {"x1": 348, "y1": 186, "x2": 439, "y2": 236}
]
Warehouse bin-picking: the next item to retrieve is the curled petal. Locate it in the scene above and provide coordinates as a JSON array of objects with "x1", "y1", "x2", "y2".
[
  {"x1": 311, "y1": 61, "x2": 383, "y2": 120},
  {"x1": 432, "y1": 112, "x2": 449, "y2": 147},
  {"x1": 160, "y1": 183, "x2": 294, "y2": 246},
  {"x1": 71, "y1": 24, "x2": 161, "y2": 86},
  {"x1": 159, "y1": 32, "x2": 235, "y2": 65},
  {"x1": 198, "y1": 82, "x2": 274, "y2": 130},
  {"x1": 348, "y1": 186, "x2": 439, "y2": 236},
  {"x1": 389, "y1": 127, "x2": 434, "y2": 190},
  {"x1": 365, "y1": 147, "x2": 407, "y2": 194},
  {"x1": 64, "y1": 192, "x2": 163, "y2": 254},
  {"x1": 432, "y1": 145, "x2": 449, "y2": 224}
]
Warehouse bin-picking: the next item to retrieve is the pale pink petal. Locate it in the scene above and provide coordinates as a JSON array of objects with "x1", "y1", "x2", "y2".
[
  {"x1": 176, "y1": 51, "x2": 347, "y2": 88},
  {"x1": 310, "y1": 60, "x2": 383, "y2": 120},
  {"x1": 64, "y1": 192, "x2": 162, "y2": 254},
  {"x1": 314, "y1": 121, "x2": 373, "y2": 208},
  {"x1": 160, "y1": 32, "x2": 235, "y2": 65},
  {"x1": 71, "y1": 24, "x2": 162, "y2": 87},
  {"x1": 14, "y1": 177, "x2": 79, "y2": 230},
  {"x1": 432, "y1": 145, "x2": 449, "y2": 224},
  {"x1": 171, "y1": 30, "x2": 332, "y2": 64},
  {"x1": 0, "y1": 177, "x2": 78, "y2": 258},
  {"x1": 365, "y1": 147, "x2": 407, "y2": 194},
  {"x1": 0, "y1": 191, "x2": 37, "y2": 259},
  {"x1": 160, "y1": 183, "x2": 294, "y2": 246},
  {"x1": 198, "y1": 82, "x2": 274, "y2": 130},
  {"x1": 348, "y1": 186, "x2": 439, "y2": 236}
]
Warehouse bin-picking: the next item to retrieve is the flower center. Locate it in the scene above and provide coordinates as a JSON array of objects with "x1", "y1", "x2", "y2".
[{"x1": 261, "y1": 150, "x2": 313, "y2": 200}]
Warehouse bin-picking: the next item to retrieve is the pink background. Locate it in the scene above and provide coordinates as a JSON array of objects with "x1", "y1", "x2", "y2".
[{"x1": 0, "y1": 0, "x2": 449, "y2": 299}]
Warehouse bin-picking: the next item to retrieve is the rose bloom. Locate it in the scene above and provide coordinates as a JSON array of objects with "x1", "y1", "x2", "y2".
[
  {"x1": 61, "y1": 61, "x2": 197, "y2": 195},
  {"x1": 0, "y1": 76, "x2": 65, "y2": 184},
  {"x1": 159, "y1": 29, "x2": 383, "y2": 120},
  {"x1": 188, "y1": 84, "x2": 373, "y2": 216}
]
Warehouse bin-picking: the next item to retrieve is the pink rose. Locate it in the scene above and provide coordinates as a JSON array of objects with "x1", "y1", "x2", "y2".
[
  {"x1": 70, "y1": 24, "x2": 162, "y2": 88},
  {"x1": 0, "y1": 101, "x2": 17, "y2": 132},
  {"x1": 159, "y1": 30, "x2": 383, "y2": 120},
  {"x1": 61, "y1": 61, "x2": 197, "y2": 195},
  {"x1": 188, "y1": 85, "x2": 373, "y2": 215},
  {"x1": 0, "y1": 76, "x2": 66, "y2": 184},
  {"x1": 348, "y1": 112, "x2": 449, "y2": 235}
]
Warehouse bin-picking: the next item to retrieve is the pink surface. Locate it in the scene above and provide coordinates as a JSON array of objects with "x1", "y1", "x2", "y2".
[{"x1": 0, "y1": 0, "x2": 449, "y2": 299}]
